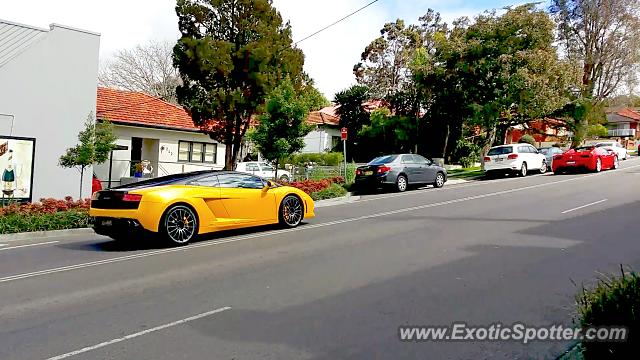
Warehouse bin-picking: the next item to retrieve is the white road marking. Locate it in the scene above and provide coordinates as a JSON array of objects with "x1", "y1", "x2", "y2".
[
  {"x1": 562, "y1": 199, "x2": 608, "y2": 214},
  {"x1": 0, "y1": 244, "x2": 7, "y2": 247},
  {"x1": 0, "y1": 168, "x2": 632, "y2": 285},
  {"x1": 0, "y1": 241, "x2": 59, "y2": 252},
  {"x1": 46, "y1": 306, "x2": 232, "y2": 360}
]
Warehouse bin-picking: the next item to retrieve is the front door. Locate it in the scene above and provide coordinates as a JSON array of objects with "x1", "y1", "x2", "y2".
[
  {"x1": 415, "y1": 155, "x2": 437, "y2": 183},
  {"x1": 216, "y1": 173, "x2": 277, "y2": 224}
]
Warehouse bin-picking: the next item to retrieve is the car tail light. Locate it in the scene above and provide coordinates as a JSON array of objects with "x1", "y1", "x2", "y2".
[
  {"x1": 483, "y1": 156, "x2": 491, "y2": 162},
  {"x1": 122, "y1": 193, "x2": 143, "y2": 202},
  {"x1": 580, "y1": 154, "x2": 592, "y2": 158},
  {"x1": 377, "y1": 166, "x2": 391, "y2": 174},
  {"x1": 508, "y1": 154, "x2": 519, "y2": 160},
  {"x1": 356, "y1": 169, "x2": 362, "y2": 175}
]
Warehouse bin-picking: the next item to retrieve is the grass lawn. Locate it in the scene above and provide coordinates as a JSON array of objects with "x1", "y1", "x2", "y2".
[{"x1": 448, "y1": 167, "x2": 484, "y2": 179}]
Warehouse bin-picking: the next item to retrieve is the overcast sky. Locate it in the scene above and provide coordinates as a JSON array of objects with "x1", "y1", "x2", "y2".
[{"x1": 1, "y1": 0, "x2": 528, "y2": 99}]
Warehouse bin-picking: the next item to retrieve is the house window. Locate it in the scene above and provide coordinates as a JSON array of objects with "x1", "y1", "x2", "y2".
[{"x1": 178, "y1": 141, "x2": 217, "y2": 163}]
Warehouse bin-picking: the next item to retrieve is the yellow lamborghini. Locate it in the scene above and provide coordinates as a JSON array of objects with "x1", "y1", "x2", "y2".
[{"x1": 90, "y1": 171, "x2": 315, "y2": 245}]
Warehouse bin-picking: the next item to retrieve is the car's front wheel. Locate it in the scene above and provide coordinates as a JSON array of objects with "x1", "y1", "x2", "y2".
[
  {"x1": 279, "y1": 195, "x2": 304, "y2": 228},
  {"x1": 539, "y1": 161, "x2": 547, "y2": 174},
  {"x1": 518, "y1": 163, "x2": 528, "y2": 177},
  {"x1": 433, "y1": 172, "x2": 445, "y2": 188},
  {"x1": 161, "y1": 205, "x2": 198, "y2": 245},
  {"x1": 594, "y1": 158, "x2": 602, "y2": 173}
]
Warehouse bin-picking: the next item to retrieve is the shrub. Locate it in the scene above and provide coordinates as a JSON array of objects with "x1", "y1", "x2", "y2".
[
  {"x1": 285, "y1": 152, "x2": 344, "y2": 166},
  {"x1": 587, "y1": 124, "x2": 608, "y2": 138},
  {"x1": 0, "y1": 209, "x2": 89, "y2": 234},
  {"x1": 287, "y1": 177, "x2": 344, "y2": 195},
  {"x1": 452, "y1": 138, "x2": 480, "y2": 168},
  {"x1": 575, "y1": 266, "x2": 640, "y2": 359},
  {"x1": 310, "y1": 183, "x2": 348, "y2": 201},
  {"x1": 519, "y1": 134, "x2": 537, "y2": 146}
]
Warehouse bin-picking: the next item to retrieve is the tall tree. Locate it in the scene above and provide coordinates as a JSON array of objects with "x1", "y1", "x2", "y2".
[
  {"x1": 550, "y1": 0, "x2": 640, "y2": 101},
  {"x1": 354, "y1": 19, "x2": 422, "y2": 98},
  {"x1": 249, "y1": 78, "x2": 313, "y2": 177},
  {"x1": 334, "y1": 85, "x2": 372, "y2": 161},
  {"x1": 173, "y1": 0, "x2": 304, "y2": 170},
  {"x1": 59, "y1": 113, "x2": 117, "y2": 198},
  {"x1": 99, "y1": 40, "x2": 181, "y2": 103}
]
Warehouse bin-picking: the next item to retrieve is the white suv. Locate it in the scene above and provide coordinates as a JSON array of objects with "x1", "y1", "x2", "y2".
[
  {"x1": 483, "y1": 144, "x2": 548, "y2": 177},
  {"x1": 595, "y1": 141, "x2": 628, "y2": 160},
  {"x1": 235, "y1": 162, "x2": 292, "y2": 182}
]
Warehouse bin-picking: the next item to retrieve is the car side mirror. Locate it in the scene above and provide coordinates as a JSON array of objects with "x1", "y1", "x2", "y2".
[{"x1": 263, "y1": 180, "x2": 273, "y2": 191}]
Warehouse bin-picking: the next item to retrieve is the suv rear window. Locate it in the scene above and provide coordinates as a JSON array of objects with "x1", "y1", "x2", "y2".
[{"x1": 487, "y1": 146, "x2": 513, "y2": 156}]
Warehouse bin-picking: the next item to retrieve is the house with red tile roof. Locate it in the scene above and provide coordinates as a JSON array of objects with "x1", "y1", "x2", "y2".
[
  {"x1": 606, "y1": 107, "x2": 640, "y2": 140},
  {"x1": 303, "y1": 105, "x2": 342, "y2": 153},
  {"x1": 95, "y1": 87, "x2": 226, "y2": 187}
]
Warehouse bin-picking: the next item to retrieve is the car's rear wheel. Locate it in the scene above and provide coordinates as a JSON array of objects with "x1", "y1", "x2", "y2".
[
  {"x1": 396, "y1": 175, "x2": 408, "y2": 192},
  {"x1": 539, "y1": 161, "x2": 547, "y2": 174},
  {"x1": 594, "y1": 158, "x2": 602, "y2": 173},
  {"x1": 613, "y1": 156, "x2": 619, "y2": 169},
  {"x1": 279, "y1": 195, "x2": 303, "y2": 228},
  {"x1": 161, "y1": 205, "x2": 198, "y2": 245},
  {"x1": 519, "y1": 163, "x2": 528, "y2": 177},
  {"x1": 433, "y1": 172, "x2": 445, "y2": 188}
]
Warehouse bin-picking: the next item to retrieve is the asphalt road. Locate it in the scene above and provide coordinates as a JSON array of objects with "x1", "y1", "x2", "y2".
[{"x1": 2, "y1": 159, "x2": 640, "y2": 360}]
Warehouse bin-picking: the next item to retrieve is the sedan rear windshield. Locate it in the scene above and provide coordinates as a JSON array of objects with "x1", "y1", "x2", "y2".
[
  {"x1": 487, "y1": 146, "x2": 513, "y2": 156},
  {"x1": 575, "y1": 146, "x2": 595, "y2": 151},
  {"x1": 368, "y1": 155, "x2": 398, "y2": 165}
]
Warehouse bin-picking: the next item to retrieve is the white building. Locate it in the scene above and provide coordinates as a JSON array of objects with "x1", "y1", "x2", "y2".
[
  {"x1": 302, "y1": 106, "x2": 341, "y2": 153},
  {"x1": 0, "y1": 19, "x2": 100, "y2": 201},
  {"x1": 95, "y1": 87, "x2": 225, "y2": 188}
]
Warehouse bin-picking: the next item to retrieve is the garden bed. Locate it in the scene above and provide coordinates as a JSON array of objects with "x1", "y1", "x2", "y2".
[{"x1": 0, "y1": 197, "x2": 90, "y2": 235}]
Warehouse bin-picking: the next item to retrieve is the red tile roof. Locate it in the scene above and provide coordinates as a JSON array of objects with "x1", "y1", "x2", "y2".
[
  {"x1": 617, "y1": 108, "x2": 640, "y2": 121},
  {"x1": 307, "y1": 106, "x2": 340, "y2": 126},
  {"x1": 96, "y1": 87, "x2": 200, "y2": 132}
]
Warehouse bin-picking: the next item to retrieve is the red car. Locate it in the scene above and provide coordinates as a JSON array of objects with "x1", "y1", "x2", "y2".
[{"x1": 552, "y1": 145, "x2": 619, "y2": 174}]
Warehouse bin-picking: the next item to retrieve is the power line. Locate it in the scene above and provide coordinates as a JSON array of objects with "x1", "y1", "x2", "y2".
[{"x1": 294, "y1": 0, "x2": 381, "y2": 45}]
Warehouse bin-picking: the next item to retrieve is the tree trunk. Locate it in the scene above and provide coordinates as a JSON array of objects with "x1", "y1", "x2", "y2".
[
  {"x1": 224, "y1": 143, "x2": 234, "y2": 170},
  {"x1": 79, "y1": 166, "x2": 85, "y2": 199},
  {"x1": 442, "y1": 124, "x2": 450, "y2": 159}
]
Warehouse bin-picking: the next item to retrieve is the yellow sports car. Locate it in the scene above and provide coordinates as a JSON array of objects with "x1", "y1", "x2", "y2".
[{"x1": 90, "y1": 171, "x2": 315, "y2": 245}]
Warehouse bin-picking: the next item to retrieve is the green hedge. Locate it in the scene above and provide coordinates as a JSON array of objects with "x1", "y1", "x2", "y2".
[
  {"x1": 285, "y1": 152, "x2": 344, "y2": 166},
  {"x1": 0, "y1": 209, "x2": 89, "y2": 234},
  {"x1": 311, "y1": 183, "x2": 348, "y2": 201}
]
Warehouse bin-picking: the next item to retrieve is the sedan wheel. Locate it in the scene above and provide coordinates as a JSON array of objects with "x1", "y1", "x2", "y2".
[
  {"x1": 280, "y1": 195, "x2": 303, "y2": 228},
  {"x1": 613, "y1": 156, "x2": 620, "y2": 169},
  {"x1": 434, "y1": 173, "x2": 445, "y2": 188},
  {"x1": 396, "y1": 175, "x2": 408, "y2": 192},
  {"x1": 162, "y1": 205, "x2": 198, "y2": 245},
  {"x1": 595, "y1": 158, "x2": 602, "y2": 173}
]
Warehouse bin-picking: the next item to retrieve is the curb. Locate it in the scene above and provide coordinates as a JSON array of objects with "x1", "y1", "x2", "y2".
[
  {"x1": 315, "y1": 193, "x2": 360, "y2": 208},
  {"x1": 0, "y1": 228, "x2": 94, "y2": 242}
]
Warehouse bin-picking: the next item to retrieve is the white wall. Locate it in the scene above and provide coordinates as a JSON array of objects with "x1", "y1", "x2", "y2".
[
  {"x1": 94, "y1": 125, "x2": 226, "y2": 187},
  {"x1": 301, "y1": 126, "x2": 341, "y2": 153},
  {"x1": 0, "y1": 22, "x2": 100, "y2": 200}
]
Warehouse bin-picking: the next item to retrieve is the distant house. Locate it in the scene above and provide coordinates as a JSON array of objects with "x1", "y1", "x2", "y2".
[
  {"x1": 95, "y1": 87, "x2": 226, "y2": 187},
  {"x1": 505, "y1": 119, "x2": 570, "y2": 146},
  {"x1": 302, "y1": 105, "x2": 341, "y2": 153},
  {"x1": 0, "y1": 19, "x2": 100, "y2": 201},
  {"x1": 606, "y1": 107, "x2": 640, "y2": 140}
]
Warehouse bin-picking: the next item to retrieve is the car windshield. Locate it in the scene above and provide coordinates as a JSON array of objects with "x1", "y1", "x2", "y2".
[
  {"x1": 487, "y1": 146, "x2": 513, "y2": 156},
  {"x1": 539, "y1": 148, "x2": 550, "y2": 154},
  {"x1": 596, "y1": 143, "x2": 613, "y2": 147},
  {"x1": 368, "y1": 155, "x2": 398, "y2": 165}
]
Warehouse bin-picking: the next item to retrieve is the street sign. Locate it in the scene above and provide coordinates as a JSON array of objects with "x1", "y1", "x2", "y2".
[{"x1": 341, "y1": 127, "x2": 348, "y2": 140}]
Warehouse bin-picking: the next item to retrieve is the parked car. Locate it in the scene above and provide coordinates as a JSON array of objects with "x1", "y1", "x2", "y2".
[
  {"x1": 90, "y1": 171, "x2": 314, "y2": 245},
  {"x1": 552, "y1": 145, "x2": 619, "y2": 173},
  {"x1": 538, "y1": 147, "x2": 564, "y2": 170},
  {"x1": 236, "y1": 162, "x2": 292, "y2": 182},
  {"x1": 595, "y1": 141, "x2": 628, "y2": 160},
  {"x1": 354, "y1": 154, "x2": 447, "y2": 192},
  {"x1": 483, "y1": 143, "x2": 548, "y2": 177}
]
